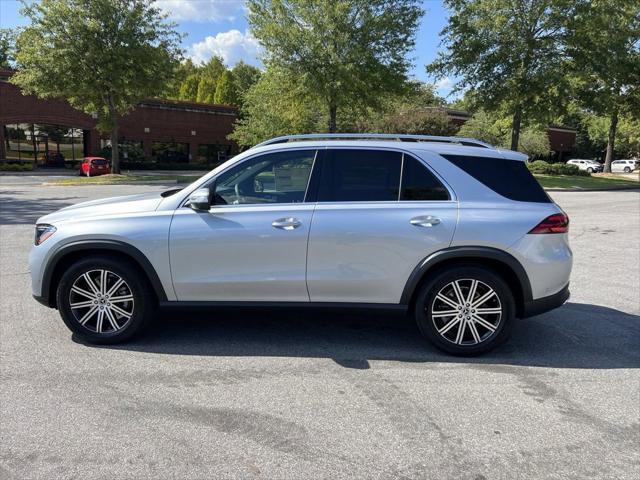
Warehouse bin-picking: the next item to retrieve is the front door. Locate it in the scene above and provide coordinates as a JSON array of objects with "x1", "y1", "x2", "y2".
[
  {"x1": 306, "y1": 148, "x2": 458, "y2": 304},
  {"x1": 169, "y1": 149, "x2": 319, "y2": 302}
]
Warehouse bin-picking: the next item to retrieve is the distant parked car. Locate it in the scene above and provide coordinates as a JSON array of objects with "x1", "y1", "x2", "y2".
[
  {"x1": 566, "y1": 159, "x2": 603, "y2": 173},
  {"x1": 79, "y1": 157, "x2": 111, "y2": 177},
  {"x1": 611, "y1": 159, "x2": 639, "y2": 173},
  {"x1": 40, "y1": 151, "x2": 66, "y2": 167}
]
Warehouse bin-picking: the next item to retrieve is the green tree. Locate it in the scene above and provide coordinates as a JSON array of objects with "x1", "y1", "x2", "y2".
[
  {"x1": 428, "y1": 0, "x2": 569, "y2": 151},
  {"x1": 12, "y1": 0, "x2": 182, "y2": 173},
  {"x1": 459, "y1": 110, "x2": 550, "y2": 156},
  {"x1": 231, "y1": 61, "x2": 262, "y2": 108},
  {"x1": 229, "y1": 67, "x2": 324, "y2": 146},
  {"x1": 178, "y1": 73, "x2": 201, "y2": 101},
  {"x1": 0, "y1": 28, "x2": 19, "y2": 69},
  {"x1": 247, "y1": 0, "x2": 422, "y2": 132},
  {"x1": 214, "y1": 70, "x2": 240, "y2": 105},
  {"x1": 166, "y1": 58, "x2": 197, "y2": 99},
  {"x1": 196, "y1": 56, "x2": 226, "y2": 103},
  {"x1": 566, "y1": 0, "x2": 640, "y2": 172}
]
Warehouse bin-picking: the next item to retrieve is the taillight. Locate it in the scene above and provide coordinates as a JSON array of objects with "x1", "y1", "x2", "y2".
[{"x1": 528, "y1": 213, "x2": 569, "y2": 234}]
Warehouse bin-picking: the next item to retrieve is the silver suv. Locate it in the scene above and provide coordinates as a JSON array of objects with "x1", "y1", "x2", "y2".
[{"x1": 29, "y1": 134, "x2": 572, "y2": 355}]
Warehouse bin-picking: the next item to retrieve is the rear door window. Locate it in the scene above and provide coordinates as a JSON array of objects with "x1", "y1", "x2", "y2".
[
  {"x1": 400, "y1": 155, "x2": 450, "y2": 201},
  {"x1": 442, "y1": 154, "x2": 551, "y2": 203},
  {"x1": 317, "y1": 149, "x2": 401, "y2": 202}
]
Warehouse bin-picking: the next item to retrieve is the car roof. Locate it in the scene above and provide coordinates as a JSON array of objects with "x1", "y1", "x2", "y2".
[{"x1": 246, "y1": 139, "x2": 529, "y2": 162}]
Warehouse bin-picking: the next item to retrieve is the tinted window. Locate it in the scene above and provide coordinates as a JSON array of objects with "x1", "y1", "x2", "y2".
[
  {"x1": 401, "y1": 155, "x2": 450, "y2": 201},
  {"x1": 214, "y1": 150, "x2": 316, "y2": 205},
  {"x1": 91, "y1": 159, "x2": 108, "y2": 165},
  {"x1": 442, "y1": 154, "x2": 550, "y2": 203},
  {"x1": 317, "y1": 149, "x2": 401, "y2": 202}
]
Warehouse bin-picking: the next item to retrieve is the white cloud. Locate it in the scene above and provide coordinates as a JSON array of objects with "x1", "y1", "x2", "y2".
[
  {"x1": 434, "y1": 76, "x2": 454, "y2": 96},
  {"x1": 189, "y1": 29, "x2": 262, "y2": 67},
  {"x1": 157, "y1": 0, "x2": 245, "y2": 22}
]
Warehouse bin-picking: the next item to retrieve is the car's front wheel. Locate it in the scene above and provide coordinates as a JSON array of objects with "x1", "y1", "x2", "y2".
[
  {"x1": 414, "y1": 266, "x2": 515, "y2": 355},
  {"x1": 56, "y1": 256, "x2": 154, "y2": 344},
  {"x1": 624, "y1": 166, "x2": 631, "y2": 173},
  {"x1": 587, "y1": 167, "x2": 593, "y2": 173}
]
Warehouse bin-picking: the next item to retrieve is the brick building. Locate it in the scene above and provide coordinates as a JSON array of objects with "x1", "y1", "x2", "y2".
[
  {"x1": 0, "y1": 69, "x2": 238, "y2": 168},
  {"x1": 1, "y1": 68, "x2": 576, "y2": 168}
]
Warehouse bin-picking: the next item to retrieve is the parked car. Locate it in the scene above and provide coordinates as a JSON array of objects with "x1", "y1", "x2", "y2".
[
  {"x1": 611, "y1": 159, "x2": 639, "y2": 173},
  {"x1": 29, "y1": 134, "x2": 572, "y2": 355},
  {"x1": 79, "y1": 157, "x2": 111, "y2": 177},
  {"x1": 566, "y1": 159, "x2": 603, "y2": 173},
  {"x1": 40, "y1": 151, "x2": 66, "y2": 167}
]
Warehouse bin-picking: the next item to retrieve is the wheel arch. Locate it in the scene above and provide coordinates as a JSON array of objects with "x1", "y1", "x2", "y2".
[
  {"x1": 400, "y1": 247, "x2": 532, "y2": 317},
  {"x1": 42, "y1": 240, "x2": 168, "y2": 308}
]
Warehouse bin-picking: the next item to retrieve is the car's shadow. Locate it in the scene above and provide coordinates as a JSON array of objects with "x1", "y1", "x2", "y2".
[
  {"x1": 0, "y1": 189, "x2": 83, "y2": 225},
  {"x1": 87, "y1": 302, "x2": 640, "y2": 369}
]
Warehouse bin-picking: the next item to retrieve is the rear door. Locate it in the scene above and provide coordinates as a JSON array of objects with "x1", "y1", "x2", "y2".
[{"x1": 306, "y1": 148, "x2": 457, "y2": 304}]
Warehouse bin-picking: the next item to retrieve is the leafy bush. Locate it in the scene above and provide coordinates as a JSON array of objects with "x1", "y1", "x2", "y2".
[
  {"x1": 527, "y1": 160, "x2": 590, "y2": 176},
  {"x1": 0, "y1": 162, "x2": 34, "y2": 171}
]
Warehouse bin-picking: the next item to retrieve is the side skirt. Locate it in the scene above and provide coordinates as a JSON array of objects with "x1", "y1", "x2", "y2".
[{"x1": 159, "y1": 301, "x2": 408, "y2": 314}]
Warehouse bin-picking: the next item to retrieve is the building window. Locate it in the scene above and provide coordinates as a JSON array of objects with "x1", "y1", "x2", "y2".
[
  {"x1": 151, "y1": 141, "x2": 189, "y2": 164},
  {"x1": 3, "y1": 123, "x2": 83, "y2": 165},
  {"x1": 196, "y1": 144, "x2": 231, "y2": 168}
]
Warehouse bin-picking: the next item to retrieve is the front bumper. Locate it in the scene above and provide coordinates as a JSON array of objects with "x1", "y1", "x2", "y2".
[{"x1": 522, "y1": 283, "x2": 570, "y2": 318}]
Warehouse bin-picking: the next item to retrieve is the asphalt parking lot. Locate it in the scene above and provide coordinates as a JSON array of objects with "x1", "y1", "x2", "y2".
[{"x1": 0, "y1": 178, "x2": 638, "y2": 480}]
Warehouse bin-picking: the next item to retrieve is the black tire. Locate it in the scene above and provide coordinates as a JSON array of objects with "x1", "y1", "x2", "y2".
[
  {"x1": 414, "y1": 265, "x2": 515, "y2": 355},
  {"x1": 624, "y1": 166, "x2": 631, "y2": 173},
  {"x1": 56, "y1": 255, "x2": 155, "y2": 344}
]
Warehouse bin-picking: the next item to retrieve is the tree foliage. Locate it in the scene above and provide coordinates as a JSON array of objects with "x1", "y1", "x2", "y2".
[
  {"x1": 566, "y1": 0, "x2": 640, "y2": 171},
  {"x1": 428, "y1": 0, "x2": 569, "y2": 151},
  {"x1": 229, "y1": 67, "x2": 324, "y2": 146},
  {"x1": 12, "y1": 0, "x2": 182, "y2": 172},
  {"x1": 459, "y1": 110, "x2": 550, "y2": 156},
  {"x1": 247, "y1": 0, "x2": 422, "y2": 132},
  {"x1": 214, "y1": 70, "x2": 240, "y2": 105},
  {"x1": 0, "y1": 28, "x2": 19, "y2": 69}
]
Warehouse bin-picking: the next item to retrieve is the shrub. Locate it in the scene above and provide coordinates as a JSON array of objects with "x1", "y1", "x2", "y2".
[
  {"x1": 0, "y1": 162, "x2": 34, "y2": 172},
  {"x1": 527, "y1": 160, "x2": 590, "y2": 176}
]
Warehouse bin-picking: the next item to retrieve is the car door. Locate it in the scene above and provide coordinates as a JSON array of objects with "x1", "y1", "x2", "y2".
[
  {"x1": 169, "y1": 148, "x2": 319, "y2": 302},
  {"x1": 306, "y1": 148, "x2": 457, "y2": 304}
]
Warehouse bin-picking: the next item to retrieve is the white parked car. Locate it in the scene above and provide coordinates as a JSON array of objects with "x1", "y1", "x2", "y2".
[
  {"x1": 566, "y1": 159, "x2": 603, "y2": 173},
  {"x1": 611, "y1": 159, "x2": 639, "y2": 173}
]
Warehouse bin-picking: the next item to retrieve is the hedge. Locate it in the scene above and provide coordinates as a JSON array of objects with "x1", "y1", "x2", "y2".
[
  {"x1": 527, "y1": 160, "x2": 590, "y2": 177},
  {"x1": 0, "y1": 162, "x2": 35, "y2": 172}
]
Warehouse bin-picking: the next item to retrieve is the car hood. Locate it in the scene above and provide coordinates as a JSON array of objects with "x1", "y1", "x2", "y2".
[{"x1": 37, "y1": 191, "x2": 165, "y2": 224}]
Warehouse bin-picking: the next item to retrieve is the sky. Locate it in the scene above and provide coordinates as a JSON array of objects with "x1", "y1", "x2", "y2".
[{"x1": 0, "y1": 0, "x2": 455, "y2": 97}]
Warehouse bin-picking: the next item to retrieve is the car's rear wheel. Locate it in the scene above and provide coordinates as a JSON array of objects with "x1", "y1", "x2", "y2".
[
  {"x1": 56, "y1": 256, "x2": 154, "y2": 344},
  {"x1": 414, "y1": 266, "x2": 515, "y2": 355}
]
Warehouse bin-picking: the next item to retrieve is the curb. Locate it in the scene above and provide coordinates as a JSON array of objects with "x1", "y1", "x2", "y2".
[
  {"x1": 41, "y1": 179, "x2": 179, "y2": 186},
  {"x1": 544, "y1": 186, "x2": 639, "y2": 192}
]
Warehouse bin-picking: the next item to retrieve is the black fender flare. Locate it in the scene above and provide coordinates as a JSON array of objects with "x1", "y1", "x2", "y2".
[
  {"x1": 399, "y1": 246, "x2": 533, "y2": 305},
  {"x1": 40, "y1": 240, "x2": 168, "y2": 307}
]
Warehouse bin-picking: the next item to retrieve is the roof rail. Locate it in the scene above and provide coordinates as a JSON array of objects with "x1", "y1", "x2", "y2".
[{"x1": 252, "y1": 133, "x2": 493, "y2": 149}]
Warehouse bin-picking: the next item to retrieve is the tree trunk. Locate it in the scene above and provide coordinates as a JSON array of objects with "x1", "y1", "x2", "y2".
[
  {"x1": 510, "y1": 105, "x2": 522, "y2": 151},
  {"x1": 328, "y1": 103, "x2": 337, "y2": 133},
  {"x1": 603, "y1": 109, "x2": 618, "y2": 173},
  {"x1": 110, "y1": 125, "x2": 120, "y2": 174}
]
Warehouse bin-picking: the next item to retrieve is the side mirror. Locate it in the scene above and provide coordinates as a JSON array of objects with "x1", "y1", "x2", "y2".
[{"x1": 188, "y1": 187, "x2": 211, "y2": 211}]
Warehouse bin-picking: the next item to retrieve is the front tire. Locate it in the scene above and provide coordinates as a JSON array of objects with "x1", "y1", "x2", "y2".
[
  {"x1": 56, "y1": 256, "x2": 154, "y2": 344},
  {"x1": 414, "y1": 266, "x2": 515, "y2": 355},
  {"x1": 586, "y1": 167, "x2": 593, "y2": 173},
  {"x1": 624, "y1": 166, "x2": 631, "y2": 173}
]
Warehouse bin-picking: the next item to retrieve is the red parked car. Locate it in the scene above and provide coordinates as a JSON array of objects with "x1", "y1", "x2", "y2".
[{"x1": 79, "y1": 157, "x2": 111, "y2": 177}]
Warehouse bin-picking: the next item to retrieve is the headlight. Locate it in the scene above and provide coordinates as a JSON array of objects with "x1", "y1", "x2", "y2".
[{"x1": 34, "y1": 224, "x2": 57, "y2": 245}]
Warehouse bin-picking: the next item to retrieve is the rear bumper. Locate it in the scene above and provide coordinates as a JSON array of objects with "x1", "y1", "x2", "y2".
[{"x1": 522, "y1": 283, "x2": 570, "y2": 318}]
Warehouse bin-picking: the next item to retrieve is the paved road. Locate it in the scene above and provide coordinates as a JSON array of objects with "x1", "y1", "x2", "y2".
[{"x1": 0, "y1": 180, "x2": 638, "y2": 480}]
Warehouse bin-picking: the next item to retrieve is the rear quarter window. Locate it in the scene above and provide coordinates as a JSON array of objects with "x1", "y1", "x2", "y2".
[{"x1": 442, "y1": 154, "x2": 551, "y2": 203}]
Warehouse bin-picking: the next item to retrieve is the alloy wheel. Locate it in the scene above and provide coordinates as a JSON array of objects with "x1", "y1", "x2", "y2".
[
  {"x1": 430, "y1": 279, "x2": 502, "y2": 345},
  {"x1": 68, "y1": 269, "x2": 134, "y2": 333}
]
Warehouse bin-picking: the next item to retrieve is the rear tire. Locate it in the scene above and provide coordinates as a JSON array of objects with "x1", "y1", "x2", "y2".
[
  {"x1": 414, "y1": 266, "x2": 515, "y2": 355},
  {"x1": 56, "y1": 256, "x2": 155, "y2": 344}
]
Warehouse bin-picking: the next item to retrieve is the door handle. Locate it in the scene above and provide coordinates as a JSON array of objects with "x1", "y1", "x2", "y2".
[
  {"x1": 272, "y1": 217, "x2": 302, "y2": 230},
  {"x1": 410, "y1": 215, "x2": 441, "y2": 227}
]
